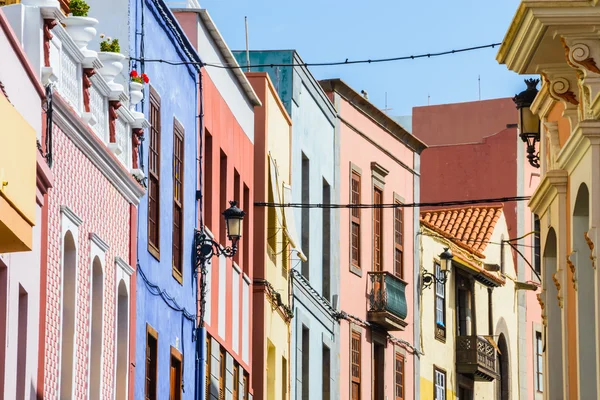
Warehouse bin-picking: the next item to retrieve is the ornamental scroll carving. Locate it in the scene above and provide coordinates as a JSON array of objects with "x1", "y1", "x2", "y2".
[
  {"x1": 537, "y1": 293, "x2": 547, "y2": 327},
  {"x1": 43, "y1": 19, "x2": 57, "y2": 68},
  {"x1": 567, "y1": 252, "x2": 577, "y2": 291},
  {"x1": 108, "y1": 101, "x2": 121, "y2": 143},
  {"x1": 544, "y1": 121, "x2": 560, "y2": 170},
  {"x1": 585, "y1": 229, "x2": 596, "y2": 270},
  {"x1": 132, "y1": 128, "x2": 144, "y2": 169},
  {"x1": 82, "y1": 69, "x2": 95, "y2": 113},
  {"x1": 552, "y1": 272, "x2": 563, "y2": 309}
]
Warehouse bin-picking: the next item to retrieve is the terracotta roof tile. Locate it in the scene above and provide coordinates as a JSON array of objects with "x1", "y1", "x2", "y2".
[{"x1": 420, "y1": 205, "x2": 503, "y2": 257}]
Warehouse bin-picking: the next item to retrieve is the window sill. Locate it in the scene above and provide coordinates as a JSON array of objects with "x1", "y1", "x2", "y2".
[
  {"x1": 148, "y1": 243, "x2": 160, "y2": 261},
  {"x1": 172, "y1": 267, "x2": 183, "y2": 285},
  {"x1": 350, "y1": 264, "x2": 362, "y2": 277},
  {"x1": 435, "y1": 324, "x2": 446, "y2": 343}
]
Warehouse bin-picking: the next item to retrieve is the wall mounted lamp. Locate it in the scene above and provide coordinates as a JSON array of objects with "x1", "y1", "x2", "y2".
[
  {"x1": 513, "y1": 78, "x2": 541, "y2": 168},
  {"x1": 422, "y1": 247, "x2": 453, "y2": 290},
  {"x1": 195, "y1": 200, "x2": 245, "y2": 260}
]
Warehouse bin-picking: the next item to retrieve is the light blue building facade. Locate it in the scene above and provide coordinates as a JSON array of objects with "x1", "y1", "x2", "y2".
[{"x1": 233, "y1": 50, "x2": 340, "y2": 400}]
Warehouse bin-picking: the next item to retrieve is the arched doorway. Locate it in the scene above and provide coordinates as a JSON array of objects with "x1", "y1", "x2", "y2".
[
  {"x1": 60, "y1": 231, "x2": 77, "y2": 399},
  {"x1": 89, "y1": 257, "x2": 104, "y2": 399},
  {"x1": 115, "y1": 280, "x2": 129, "y2": 400},
  {"x1": 497, "y1": 333, "x2": 509, "y2": 400},
  {"x1": 573, "y1": 183, "x2": 596, "y2": 399}
]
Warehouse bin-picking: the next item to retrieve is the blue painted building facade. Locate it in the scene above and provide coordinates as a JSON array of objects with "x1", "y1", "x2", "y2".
[
  {"x1": 233, "y1": 50, "x2": 341, "y2": 400},
  {"x1": 129, "y1": 0, "x2": 200, "y2": 398}
]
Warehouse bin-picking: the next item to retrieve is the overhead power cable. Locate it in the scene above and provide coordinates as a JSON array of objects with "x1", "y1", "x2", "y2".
[
  {"x1": 255, "y1": 195, "x2": 530, "y2": 210},
  {"x1": 129, "y1": 42, "x2": 501, "y2": 69}
]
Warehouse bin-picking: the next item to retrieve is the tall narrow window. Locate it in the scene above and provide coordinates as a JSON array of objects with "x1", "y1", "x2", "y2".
[
  {"x1": 243, "y1": 372, "x2": 249, "y2": 400},
  {"x1": 243, "y1": 185, "x2": 250, "y2": 275},
  {"x1": 535, "y1": 331, "x2": 544, "y2": 392},
  {"x1": 534, "y1": 215, "x2": 541, "y2": 279},
  {"x1": 205, "y1": 336, "x2": 211, "y2": 398},
  {"x1": 148, "y1": 88, "x2": 161, "y2": 257},
  {"x1": 373, "y1": 343, "x2": 384, "y2": 399},
  {"x1": 219, "y1": 347, "x2": 226, "y2": 400},
  {"x1": 90, "y1": 259, "x2": 104, "y2": 400},
  {"x1": 116, "y1": 282, "x2": 129, "y2": 400},
  {"x1": 351, "y1": 330, "x2": 361, "y2": 400},
  {"x1": 60, "y1": 232, "x2": 77, "y2": 399},
  {"x1": 172, "y1": 121, "x2": 184, "y2": 283},
  {"x1": 204, "y1": 131, "x2": 213, "y2": 230},
  {"x1": 170, "y1": 347, "x2": 183, "y2": 400},
  {"x1": 233, "y1": 363, "x2": 239, "y2": 400},
  {"x1": 219, "y1": 151, "x2": 228, "y2": 244},
  {"x1": 435, "y1": 263, "x2": 446, "y2": 339},
  {"x1": 146, "y1": 325, "x2": 158, "y2": 400},
  {"x1": 394, "y1": 203, "x2": 404, "y2": 279},
  {"x1": 395, "y1": 352, "x2": 405, "y2": 400},
  {"x1": 434, "y1": 368, "x2": 446, "y2": 400},
  {"x1": 373, "y1": 187, "x2": 383, "y2": 271},
  {"x1": 282, "y1": 356, "x2": 288, "y2": 400},
  {"x1": 233, "y1": 170, "x2": 241, "y2": 265},
  {"x1": 301, "y1": 326, "x2": 310, "y2": 400},
  {"x1": 322, "y1": 344, "x2": 331, "y2": 400},
  {"x1": 16, "y1": 286, "x2": 28, "y2": 400},
  {"x1": 322, "y1": 179, "x2": 331, "y2": 301},
  {"x1": 351, "y1": 171, "x2": 361, "y2": 270},
  {"x1": 301, "y1": 153, "x2": 310, "y2": 278}
]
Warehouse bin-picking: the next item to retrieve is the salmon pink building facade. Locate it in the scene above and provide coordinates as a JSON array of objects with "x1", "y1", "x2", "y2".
[{"x1": 321, "y1": 79, "x2": 426, "y2": 400}]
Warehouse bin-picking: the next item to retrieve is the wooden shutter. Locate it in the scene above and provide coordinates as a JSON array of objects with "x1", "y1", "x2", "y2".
[
  {"x1": 145, "y1": 325, "x2": 158, "y2": 400},
  {"x1": 395, "y1": 352, "x2": 405, "y2": 400},
  {"x1": 172, "y1": 121, "x2": 184, "y2": 282},
  {"x1": 373, "y1": 188, "x2": 383, "y2": 271},
  {"x1": 351, "y1": 171, "x2": 361, "y2": 268},
  {"x1": 233, "y1": 363, "x2": 239, "y2": 400},
  {"x1": 170, "y1": 347, "x2": 182, "y2": 400},
  {"x1": 351, "y1": 330, "x2": 361, "y2": 400},
  {"x1": 206, "y1": 336, "x2": 211, "y2": 398},
  {"x1": 394, "y1": 204, "x2": 404, "y2": 279},
  {"x1": 219, "y1": 347, "x2": 226, "y2": 400},
  {"x1": 243, "y1": 372, "x2": 249, "y2": 400},
  {"x1": 148, "y1": 87, "x2": 161, "y2": 257}
]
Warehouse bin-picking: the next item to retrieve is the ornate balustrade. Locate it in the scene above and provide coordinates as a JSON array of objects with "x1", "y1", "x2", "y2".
[
  {"x1": 456, "y1": 335, "x2": 498, "y2": 382},
  {"x1": 366, "y1": 271, "x2": 408, "y2": 331}
]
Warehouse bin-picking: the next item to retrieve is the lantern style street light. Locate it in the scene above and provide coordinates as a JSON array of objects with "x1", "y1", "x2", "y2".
[
  {"x1": 422, "y1": 247, "x2": 453, "y2": 290},
  {"x1": 513, "y1": 78, "x2": 541, "y2": 168},
  {"x1": 196, "y1": 201, "x2": 245, "y2": 260}
]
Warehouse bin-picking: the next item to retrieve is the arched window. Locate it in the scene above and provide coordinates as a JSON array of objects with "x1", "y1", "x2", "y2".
[
  {"x1": 497, "y1": 334, "x2": 509, "y2": 400},
  {"x1": 115, "y1": 280, "x2": 129, "y2": 400},
  {"x1": 60, "y1": 231, "x2": 77, "y2": 399},
  {"x1": 89, "y1": 257, "x2": 104, "y2": 399}
]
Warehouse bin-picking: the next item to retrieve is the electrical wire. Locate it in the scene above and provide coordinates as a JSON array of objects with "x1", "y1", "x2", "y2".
[
  {"x1": 505, "y1": 240, "x2": 541, "y2": 281},
  {"x1": 255, "y1": 195, "x2": 530, "y2": 210},
  {"x1": 420, "y1": 231, "x2": 536, "y2": 248},
  {"x1": 129, "y1": 42, "x2": 501, "y2": 69}
]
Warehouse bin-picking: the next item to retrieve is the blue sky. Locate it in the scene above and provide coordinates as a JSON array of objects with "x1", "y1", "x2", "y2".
[{"x1": 199, "y1": 0, "x2": 527, "y2": 116}]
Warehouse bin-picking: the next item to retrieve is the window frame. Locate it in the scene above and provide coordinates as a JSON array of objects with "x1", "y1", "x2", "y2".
[
  {"x1": 148, "y1": 86, "x2": 161, "y2": 259},
  {"x1": 170, "y1": 346, "x2": 183, "y2": 400},
  {"x1": 434, "y1": 367, "x2": 446, "y2": 400},
  {"x1": 351, "y1": 329, "x2": 361, "y2": 400},
  {"x1": 395, "y1": 351, "x2": 405, "y2": 400},
  {"x1": 233, "y1": 362, "x2": 239, "y2": 400},
  {"x1": 205, "y1": 336, "x2": 211, "y2": 398},
  {"x1": 373, "y1": 186, "x2": 383, "y2": 272},
  {"x1": 243, "y1": 372, "x2": 249, "y2": 400},
  {"x1": 434, "y1": 262, "x2": 446, "y2": 341},
  {"x1": 172, "y1": 119, "x2": 185, "y2": 284},
  {"x1": 145, "y1": 324, "x2": 158, "y2": 400},
  {"x1": 534, "y1": 215, "x2": 541, "y2": 279},
  {"x1": 219, "y1": 347, "x2": 226, "y2": 400},
  {"x1": 535, "y1": 331, "x2": 544, "y2": 392},
  {"x1": 350, "y1": 169, "x2": 362, "y2": 273},
  {"x1": 394, "y1": 200, "x2": 404, "y2": 280}
]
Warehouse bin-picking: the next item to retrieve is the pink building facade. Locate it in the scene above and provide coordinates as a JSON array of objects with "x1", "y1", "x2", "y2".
[
  {"x1": 321, "y1": 79, "x2": 426, "y2": 400},
  {"x1": 413, "y1": 98, "x2": 542, "y2": 399}
]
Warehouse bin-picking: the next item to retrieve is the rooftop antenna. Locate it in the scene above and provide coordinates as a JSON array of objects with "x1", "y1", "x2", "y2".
[
  {"x1": 478, "y1": 75, "x2": 481, "y2": 100},
  {"x1": 245, "y1": 16, "x2": 250, "y2": 72},
  {"x1": 428, "y1": 94, "x2": 430, "y2": 106},
  {"x1": 382, "y1": 92, "x2": 393, "y2": 114}
]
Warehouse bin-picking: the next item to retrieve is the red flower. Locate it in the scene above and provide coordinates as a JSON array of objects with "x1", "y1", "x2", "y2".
[
  {"x1": 130, "y1": 70, "x2": 138, "y2": 78},
  {"x1": 142, "y1": 73, "x2": 150, "y2": 84}
]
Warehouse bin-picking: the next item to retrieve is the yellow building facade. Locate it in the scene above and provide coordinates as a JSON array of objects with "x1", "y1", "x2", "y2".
[
  {"x1": 0, "y1": 93, "x2": 37, "y2": 252},
  {"x1": 247, "y1": 72, "x2": 304, "y2": 400},
  {"x1": 498, "y1": 2, "x2": 600, "y2": 398}
]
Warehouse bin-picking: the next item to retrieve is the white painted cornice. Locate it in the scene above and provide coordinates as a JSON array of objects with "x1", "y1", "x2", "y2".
[
  {"x1": 528, "y1": 170, "x2": 568, "y2": 216},
  {"x1": 115, "y1": 256, "x2": 134, "y2": 276},
  {"x1": 89, "y1": 232, "x2": 109, "y2": 252},
  {"x1": 52, "y1": 24, "x2": 85, "y2": 64},
  {"x1": 53, "y1": 94, "x2": 146, "y2": 205},
  {"x1": 60, "y1": 205, "x2": 83, "y2": 226}
]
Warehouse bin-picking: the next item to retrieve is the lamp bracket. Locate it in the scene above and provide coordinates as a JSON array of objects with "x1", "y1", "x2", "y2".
[
  {"x1": 422, "y1": 269, "x2": 449, "y2": 291},
  {"x1": 195, "y1": 229, "x2": 237, "y2": 267}
]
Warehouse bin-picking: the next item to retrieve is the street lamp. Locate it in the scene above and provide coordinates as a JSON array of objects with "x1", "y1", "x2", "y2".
[
  {"x1": 196, "y1": 201, "x2": 245, "y2": 260},
  {"x1": 513, "y1": 78, "x2": 541, "y2": 168},
  {"x1": 422, "y1": 247, "x2": 453, "y2": 290}
]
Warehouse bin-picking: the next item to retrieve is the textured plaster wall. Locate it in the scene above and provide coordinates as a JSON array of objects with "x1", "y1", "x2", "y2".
[{"x1": 131, "y1": 0, "x2": 199, "y2": 398}]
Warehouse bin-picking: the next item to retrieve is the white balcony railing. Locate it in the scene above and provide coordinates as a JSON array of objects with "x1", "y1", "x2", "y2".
[{"x1": 89, "y1": 82, "x2": 108, "y2": 141}]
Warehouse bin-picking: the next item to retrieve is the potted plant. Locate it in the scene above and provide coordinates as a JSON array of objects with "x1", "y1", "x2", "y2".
[
  {"x1": 63, "y1": 0, "x2": 98, "y2": 58},
  {"x1": 97, "y1": 35, "x2": 125, "y2": 92},
  {"x1": 129, "y1": 70, "x2": 149, "y2": 108}
]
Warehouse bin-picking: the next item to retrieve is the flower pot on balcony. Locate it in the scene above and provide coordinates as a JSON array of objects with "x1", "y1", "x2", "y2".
[
  {"x1": 63, "y1": 16, "x2": 98, "y2": 60},
  {"x1": 129, "y1": 82, "x2": 144, "y2": 108},
  {"x1": 97, "y1": 52, "x2": 125, "y2": 95}
]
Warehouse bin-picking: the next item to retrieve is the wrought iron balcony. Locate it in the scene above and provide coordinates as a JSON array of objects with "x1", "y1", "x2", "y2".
[
  {"x1": 456, "y1": 336, "x2": 498, "y2": 381},
  {"x1": 367, "y1": 271, "x2": 408, "y2": 331}
]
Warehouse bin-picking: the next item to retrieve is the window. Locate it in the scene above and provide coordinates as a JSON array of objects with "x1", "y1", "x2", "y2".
[
  {"x1": 148, "y1": 87, "x2": 161, "y2": 258},
  {"x1": 535, "y1": 331, "x2": 544, "y2": 392},
  {"x1": 301, "y1": 326, "x2": 310, "y2": 400},
  {"x1": 301, "y1": 153, "x2": 310, "y2": 278},
  {"x1": 219, "y1": 151, "x2": 228, "y2": 244},
  {"x1": 204, "y1": 131, "x2": 213, "y2": 230},
  {"x1": 243, "y1": 372, "x2": 249, "y2": 400},
  {"x1": 233, "y1": 363, "x2": 239, "y2": 400},
  {"x1": 205, "y1": 336, "x2": 211, "y2": 398},
  {"x1": 219, "y1": 347, "x2": 226, "y2": 400},
  {"x1": 145, "y1": 325, "x2": 158, "y2": 400},
  {"x1": 243, "y1": 185, "x2": 251, "y2": 275},
  {"x1": 351, "y1": 171, "x2": 361, "y2": 269},
  {"x1": 394, "y1": 203, "x2": 404, "y2": 279},
  {"x1": 322, "y1": 179, "x2": 331, "y2": 301},
  {"x1": 322, "y1": 345, "x2": 331, "y2": 400},
  {"x1": 233, "y1": 170, "x2": 240, "y2": 265},
  {"x1": 395, "y1": 352, "x2": 405, "y2": 400},
  {"x1": 434, "y1": 368, "x2": 446, "y2": 400},
  {"x1": 282, "y1": 356, "x2": 288, "y2": 400},
  {"x1": 373, "y1": 187, "x2": 383, "y2": 271},
  {"x1": 435, "y1": 262, "x2": 446, "y2": 339},
  {"x1": 172, "y1": 121, "x2": 184, "y2": 283},
  {"x1": 534, "y1": 215, "x2": 541, "y2": 278},
  {"x1": 170, "y1": 347, "x2": 183, "y2": 400},
  {"x1": 351, "y1": 330, "x2": 361, "y2": 400}
]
